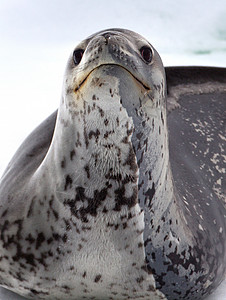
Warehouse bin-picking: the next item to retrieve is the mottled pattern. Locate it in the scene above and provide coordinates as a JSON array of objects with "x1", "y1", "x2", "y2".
[
  {"x1": 0, "y1": 29, "x2": 225, "y2": 300},
  {"x1": 142, "y1": 92, "x2": 226, "y2": 299},
  {"x1": 0, "y1": 29, "x2": 166, "y2": 300}
]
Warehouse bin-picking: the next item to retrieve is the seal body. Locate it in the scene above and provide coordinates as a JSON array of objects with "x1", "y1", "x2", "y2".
[{"x1": 0, "y1": 29, "x2": 225, "y2": 300}]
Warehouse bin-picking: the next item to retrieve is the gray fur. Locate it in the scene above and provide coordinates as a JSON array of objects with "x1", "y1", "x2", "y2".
[{"x1": 0, "y1": 29, "x2": 225, "y2": 300}]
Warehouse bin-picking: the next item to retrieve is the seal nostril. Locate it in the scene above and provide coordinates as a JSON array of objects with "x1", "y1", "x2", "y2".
[
  {"x1": 103, "y1": 33, "x2": 112, "y2": 45},
  {"x1": 104, "y1": 33, "x2": 111, "y2": 39}
]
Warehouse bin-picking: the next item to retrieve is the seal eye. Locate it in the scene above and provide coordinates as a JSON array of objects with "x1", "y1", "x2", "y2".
[
  {"x1": 140, "y1": 46, "x2": 152, "y2": 63},
  {"x1": 73, "y1": 49, "x2": 84, "y2": 65}
]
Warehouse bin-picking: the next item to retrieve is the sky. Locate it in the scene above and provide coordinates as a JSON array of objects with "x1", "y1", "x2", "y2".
[{"x1": 0, "y1": 0, "x2": 225, "y2": 299}]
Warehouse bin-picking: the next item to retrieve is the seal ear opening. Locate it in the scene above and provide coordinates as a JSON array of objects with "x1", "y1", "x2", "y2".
[{"x1": 73, "y1": 49, "x2": 84, "y2": 65}]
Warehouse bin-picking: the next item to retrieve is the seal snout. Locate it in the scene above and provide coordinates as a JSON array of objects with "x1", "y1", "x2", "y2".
[
  {"x1": 102, "y1": 32, "x2": 112, "y2": 45},
  {"x1": 72, "y1": 30, "x2": 152, "y2": 93}
]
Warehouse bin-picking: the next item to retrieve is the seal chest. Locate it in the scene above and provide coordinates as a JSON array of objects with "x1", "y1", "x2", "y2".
[{"x1": 0, "y1": 29, "x2": 225, "y2": 300}]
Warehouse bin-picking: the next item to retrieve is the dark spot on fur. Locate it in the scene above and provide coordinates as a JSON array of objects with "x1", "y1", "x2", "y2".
[
  {"x1": 62, "y1": 234, "x2": 67, "y2": 243},
  {"x1": 123, "y1": 222, "x2": 128, "y2": 229},
  {"x1": 156, "y1": 225, "x2": 161, "y2": 233},
  {"x1": 123, "y1": 146, "x2": 138, "y2": 172},
  {"x1": 64, "y1": 175, "x2": 73, "y2": 191},
  {"x1": 114, "y1": 186, "x2": 137, "y2": 211},
  {"x1": 83, "y1": 128, "x2": 89, "y2": 149},
  {"x1": 114, "y1": 224, "x2": 119, "y2": 230},
  {"x1": 98, "y1": 107, "x2": 104, "y2": 117},
  {"x1": 136, "y1": 276, "x2": 144, "y2": 283},
  {"x1": 25, "y1": 234, "x2": 35, "y2": 244},
  {"x1": 144, "y1": 182, "x2": 155, "y2": 206},
  {"x1": 36, "y1": 232, "x2": 45, "y2": 250},
  {"x1": 94, "y1": 274, "x2": 102, "y2": 283},
  {"x1": 52, "y1": 209, "x2": 59, "y2": 221},
  {"x1": 148, "y1": 285, "x2": 156, "y2": 292},
  {"x1": 83, "y1": 271, "x2": 87, "y2": 278},
  {"x1": 64, "y1": 187, "x2": 108, "y2": 222},
  {"x1": 27, "y1": 197, "x2": 35, "y2": 218},
  {"x1": 47, "y1": 237, "x2": 54, "y2": 244},
  {"x1": 84, "y1": 165, "x2": 90, "y2": 179},
  {"x1": 70, "y1": 150, "x2": 76, "y2": 160},
  {"x1": 64, "y1": 219, "x2": 72, "y2": 231},
  {"x1": 1, "y1": 209, "x2": 8, "y2": 218},
  {"x1": 61, "y1": 157, "x2": 66, "y2": 168},
  {"x1": 88, "y1": 129, "x2": 100, "y2": 142},
  {"x1": 102, "y1": 206, "x2": 108, "y2": 213},
  {"x1": 30, "y1": 289, "x2": 39, "y2": 295},
  {"x1": 161, "y1": 111, "x2": 164, "y2": 125},
  {"x1": 53, "y1": 233, "x2": 60, "y2": 241}
]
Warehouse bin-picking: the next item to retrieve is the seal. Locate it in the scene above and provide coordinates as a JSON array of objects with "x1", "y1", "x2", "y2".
[{"x1": 0, "y1": 29, "x2": 225, "y2": 300}]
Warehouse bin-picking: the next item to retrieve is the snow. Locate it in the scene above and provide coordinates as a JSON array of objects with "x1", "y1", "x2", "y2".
[{"x1": 0, "y1": 0, "x2": 225, "y2": 299}]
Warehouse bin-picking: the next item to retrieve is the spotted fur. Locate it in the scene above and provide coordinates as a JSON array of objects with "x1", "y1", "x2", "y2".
[{"x1": 0, "y1": 29, "x2": 225, "y2": 300}]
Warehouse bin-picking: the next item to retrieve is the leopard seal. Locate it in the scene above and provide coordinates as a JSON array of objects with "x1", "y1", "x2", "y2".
[{"x1": 0, "y1": 29, "x2": 225, "y2": 300}]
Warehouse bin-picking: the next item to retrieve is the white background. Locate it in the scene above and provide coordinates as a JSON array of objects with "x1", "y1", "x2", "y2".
[{"x1": 0, "y1": 0, "x2": 225, "y2": 299}]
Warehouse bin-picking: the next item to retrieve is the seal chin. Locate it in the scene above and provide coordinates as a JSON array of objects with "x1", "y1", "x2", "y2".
[{"x1": 74, "y1": 63, "x2": 151, "y2": 93}]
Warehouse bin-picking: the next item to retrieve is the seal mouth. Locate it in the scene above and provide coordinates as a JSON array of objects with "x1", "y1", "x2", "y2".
[{"x1": 74, "y1": 64, "x2": 150, "y2": 92}]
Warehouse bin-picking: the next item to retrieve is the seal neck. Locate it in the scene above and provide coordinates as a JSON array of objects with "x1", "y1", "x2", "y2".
[
  {"x1": 34, "y1": 75, "x2": 140, "y2": 209},
  {"x1": 131, "y1": 101, "x2": 175, "y2": 221}
]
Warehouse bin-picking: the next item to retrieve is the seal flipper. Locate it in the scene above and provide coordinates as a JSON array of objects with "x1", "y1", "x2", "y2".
[
  {"x1": 0, "y1": 111, "x2": 57, "y2": 195},
  {"x1": 166, "y1": 66, "x2": 226, "y2": 112},
  {"x1": 166, "y1": 66, "x2": 226, "y2": 298}
]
